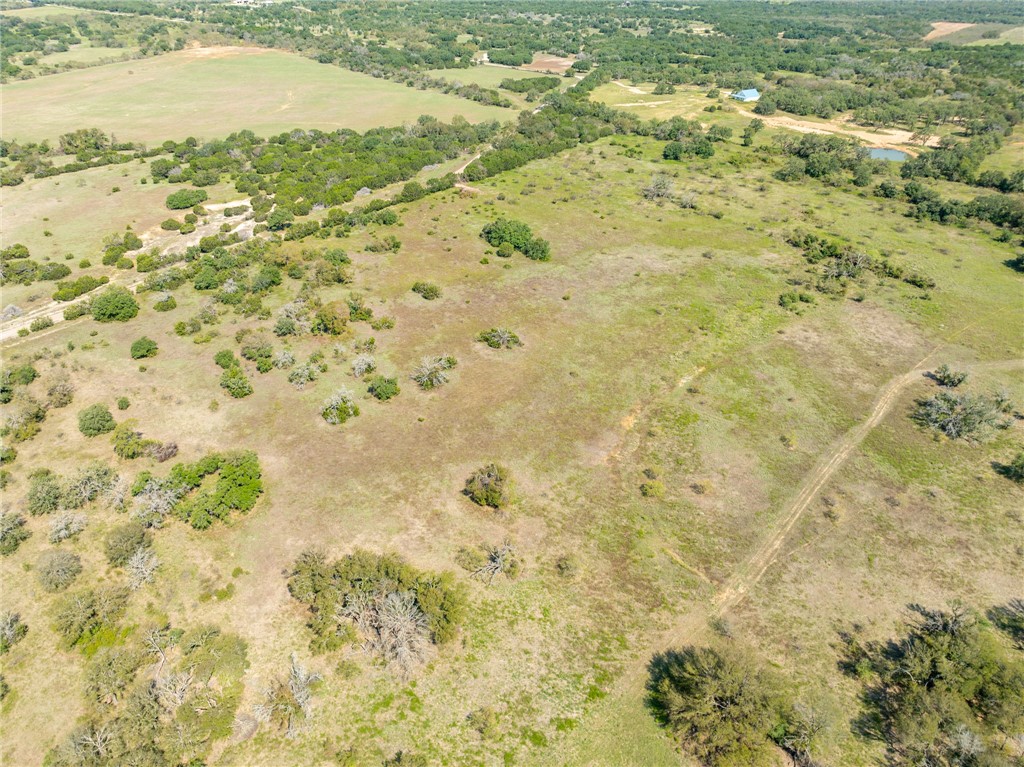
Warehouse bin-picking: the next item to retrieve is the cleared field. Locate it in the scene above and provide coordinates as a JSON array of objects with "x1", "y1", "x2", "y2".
[
  {"x1": 1, "y1": 47, "x2": 516, "y2": 144},
  {"x1": 2, "y1": 128, "x2": 1020, "y2": 766},
  {"x1": 967, "y1": 24, "x2": 1024, "y2": 45},
  {"x1": 0, "y1": 4, "x2": 82, "y2": 17},
  {"x1": 425, "y1": 64, "x2": 549, "y2": 89}
]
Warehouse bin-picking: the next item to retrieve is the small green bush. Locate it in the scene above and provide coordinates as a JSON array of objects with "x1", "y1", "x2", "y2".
[
  {"x1": 214, "y1": 349, "x2": 239, "y2": 369},
  {"x1": 368, "y1": 375, "x2": 400, "y2": 401},
  {"x1": 78, "y1": 404, "x2": 116, "y2": 437},
  {"x1": 476, "y1": 328, "x2": 522, "y2": 349},
  {"x1": 116, "y1": 397, "x2": 130, "y2": 411},
  {"x1": 153, "y1": 295, "x2": 176, "y2": 312},
  {"x1": 220, "y1": 366, "x2": 253, "y2": 398},
  {"x1": 29, "y1": 317, "x2": 55, "y2": 332},
  {"x1": 411, "y1": 281, "x2": 442, "y2": 300},
  {"x1": 464, "y1": 463, "x2": 512, "y2": 509},
  {"x1": 130, "y1": 337, "x2": 158, "y2": 359}
]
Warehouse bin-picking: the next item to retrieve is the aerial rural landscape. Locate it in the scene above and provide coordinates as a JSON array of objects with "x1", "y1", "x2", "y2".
[{"x1": 0, "y1": 1, "x2": 1022, "y2": 765}]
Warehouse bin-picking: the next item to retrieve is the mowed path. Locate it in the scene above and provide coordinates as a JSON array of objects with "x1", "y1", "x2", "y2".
[{"x1": 560, "y1": 347, "x2": 1022, "y2": 764}]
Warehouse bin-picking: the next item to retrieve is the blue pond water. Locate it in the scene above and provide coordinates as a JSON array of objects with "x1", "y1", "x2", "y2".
[{"x1": 868, "y1": 147, "x2": 909, "y2": 161}]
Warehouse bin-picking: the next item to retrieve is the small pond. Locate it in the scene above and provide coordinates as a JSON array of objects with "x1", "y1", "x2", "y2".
[{"x1": 868, "y1": 147, "x2": 909, "y2": 161}]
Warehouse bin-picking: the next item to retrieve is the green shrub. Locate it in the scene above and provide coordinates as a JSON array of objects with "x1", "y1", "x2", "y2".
[
  {"x1": 53, "y1": 274, "x2": 109, "y2": 302},
  {"x1": 476, "y1": 328, "x2": 522, "y2": 349},
  {"x1": 78, "y1": 404, "x2": 116, "y2": 437},
  {"x1": 481, "y1": 218, "x2": 533, "y2": 251},
  {"x1": 220, "y1": 367, "x2": 253, "y2": 398},
  {"x1": 411, "y1": 281, "x2": 442, "y2": 300},
  {"x1": 932, "y1": 364, "x2": 968, "y2": 388},
  {"x1": 0, "y1": 512, "x2": 30, "y2": 556},
  {"x1": 7, "y1": 365, "x2": 37, "y2": 386},
  {"x1": 0, "y1": 446, "x2": 15, "y2": 465},
  {"x1": 91, "y1": 287, "x2": 139, "y2": 322},
  {"x1": 29, "y1": 316, "x2": 55, "y2": 332},
  {"x1": 640, "y1": 480, "x2": 666, "y2": 498},
  {"x1": 288, "y1": 549, "x2": 466, "y2": 659},
  {"x1": 160, "y1": 218, "x2": 182, "y2": 231},
  {"x1": 116, "y1": 397, "x2": 130, "y2": 411},
  {"x1": 214, "y1": 349, "x2": 239, "y2": 369},
  {"x1": 368, "y1": 375, "x2": 400, "y2": 401},
  {"x1": 111, "y1": 420, "x2": 155, "y2": 459},
  {"x1": 129, "y1": 337, "x2": 158, "y2": 359},
  {"x1": 321, "y1": 389, "x2": 359, "y2": 425},
  {"x1": 63, "y1": 302, "x2": 93, "y2": 320},
  {"x1": 153, "y1": 295, "x2": 176, "y2": 312},
  {"x1": 166, "y1": 189, "x2": 208, "y2": 210},
  {"x1": 496, "y1": 242, "x2": 515, "y2": 258},
  {"x1": 464, "y1": 463, "x2": 512, "y2": 509},
  {"x1": 26, "y1": 472, "x2": 62, "y2": 515}
]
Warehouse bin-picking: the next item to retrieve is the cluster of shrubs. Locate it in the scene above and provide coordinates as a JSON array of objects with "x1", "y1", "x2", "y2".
[
  {"x1": 132, "y1": 450, "x2": 263, "y2": 530},
  {"x1": 46, "y1": 617, "x2": 247, "y2": 766},
  {"x1": 411, "y1": 281, "x2": 442, "y2": 300},
  {"x1": 165, "y1": 188, "x2": 208, "y2": 210},
  {"x1": 0, "y1": 244, "x2": 73, "y2": 286},
  {"x1": 480, "y1": 219, "x2": 551, "y2": 261},
  {"x1": 787, "y1": 231, "x2": 934, "y2": 295},
  {"x1": 287, "y1": 549, "x2": 466, "y2": 668},
  {"x1": 52, "y1": 274, "x2": 109, "y2": 302},
  {"x1": 650, "y1": 603, "x2": 1024, "y2": 767}
]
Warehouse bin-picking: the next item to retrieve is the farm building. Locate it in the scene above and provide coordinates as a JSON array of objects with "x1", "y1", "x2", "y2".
[{"x1": 731, "y1": 88, "x2": 761, "y2": 102}]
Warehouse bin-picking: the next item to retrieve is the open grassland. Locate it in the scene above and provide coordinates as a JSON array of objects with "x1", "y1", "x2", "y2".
[
  {"x1": 1, "y1": 130, "x2": 1021, "y2": 766},
  {"x1": 424, "y1": 65, "x2": 549, "y2": 90},
  {"x1": 0, "y1": 4, "x2": 84, "y2": 17},
  {"x1": 38, "y1": 44, "x2": 138, "y2": 66},
  {"x1": 0, "y1": 47, "x2": 515, "y2": 144}
]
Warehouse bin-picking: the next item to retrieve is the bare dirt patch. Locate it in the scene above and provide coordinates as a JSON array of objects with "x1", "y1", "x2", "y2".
[
  {"x1": 924, "y1": 21, "x2": 976, "y2": 41},
  {"x1": 521, "y1": 52, "x2": 575, "y2": 73}
]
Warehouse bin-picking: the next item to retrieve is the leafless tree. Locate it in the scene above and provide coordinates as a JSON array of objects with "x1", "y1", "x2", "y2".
[
  {"x1": 351, "y1": 354, "x2": 376, "y2": 377},
  {"x1": 642, "y1": 173, "x2": 672, "y2": 200},
  {"x1": 156, "y1": 669, "x2": 194, "y2": 711},
  {"x1": 132, "y1": 480, "x2": 182, "y2": 527},
  {"x1": 75, "y1": 723, "x2": 114, "y2": 760},
  {"x1": 46, "y1": 375, "x2": 75, "y2": 409},
  {"x1": 472, "y1": 540, "x2": 521, "y2": 585},
  {"x1": 254, "y1": 654, "x2": 322, "y2": 737},
  {"x1": 127, "y1": 547, "x2": 159, "y2": 589},
  {"x1": 411, "y1": 355, "x2": 457, "y2": 390},
  {"x1": 48, "y1": 511, "x2": 87, "y2": 543},
  {"x1": 340, "y1": 590, "x2": 432, "y2": 674},
  {"x1": 321, "y1": 389, "x2": 358, "y2": 424},
  {"x1": 274, "y1": 350, "x2": 296, "y2": 369},
  {"x1": 103, "y1": 475, "x2": 130, "y2": 512},
  {"x1": 0, "y1": 611, "x2": 26, "y2": 654}
]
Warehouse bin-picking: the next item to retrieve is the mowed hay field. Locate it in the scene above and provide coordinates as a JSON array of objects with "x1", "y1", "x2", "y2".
[
  {"x1": 2, "y1": 128, "x2": 1022, "y2": 766},
  {"x1": 0, "y1": 47, "x2": 515, "y2": 144}
]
